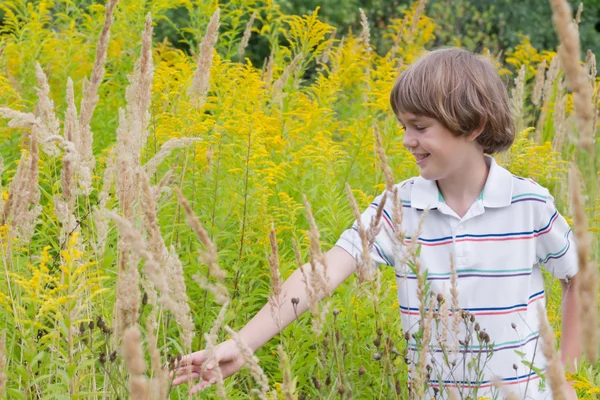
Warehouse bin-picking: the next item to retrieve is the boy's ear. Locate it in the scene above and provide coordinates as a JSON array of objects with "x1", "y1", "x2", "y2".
[{"x1": 466, "y1": 118, "x2": 487, "y2": 142}]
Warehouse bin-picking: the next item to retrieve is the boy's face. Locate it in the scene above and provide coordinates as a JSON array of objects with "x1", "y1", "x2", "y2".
[{"x1": 397, "y1": 112, "x2": 483, "y2": 181}]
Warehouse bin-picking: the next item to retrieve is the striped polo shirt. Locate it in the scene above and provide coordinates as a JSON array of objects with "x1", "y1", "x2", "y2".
[{"x1": 335, "y1": 155, "x2": 578, "y2": 399}]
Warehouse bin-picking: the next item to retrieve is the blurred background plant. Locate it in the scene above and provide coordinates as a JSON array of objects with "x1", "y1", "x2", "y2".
[{"x1": 0, "y1": 0, "x2": 597, "y2": 398}]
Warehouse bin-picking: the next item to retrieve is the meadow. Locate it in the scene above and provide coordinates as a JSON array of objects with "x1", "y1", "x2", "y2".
[{"x1": 0, "y1": 0, "x2": 598, "y2": 398}]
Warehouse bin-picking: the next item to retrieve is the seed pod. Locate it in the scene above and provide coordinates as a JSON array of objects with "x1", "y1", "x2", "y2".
[
  {"x1": 88, "y1": 321, "x2": 95, "y2": 331},
  {"x1": 110, "y1": 350, "x2": 117, "y2": 362},
  {"x1": 325, "y1": 375, "x2": 331, "y2": 386},
  {"x1": 333, "y1": 308, "x2": 340, "y2": 317},
  {"x1": 376, "y1": 327, "x2": 383, "y2": 336},
  {"x1": 291, "y1": 297, "x2": 299, "y2": 305},
  {"x1": 311, "y1": 376, "x2": 322, "y2": 390},
  {"x1": 373, "y1": 337, "x2": 381, "y2": 347},
  {"x1": 404, "y1": 331, "x2": 411, "y2": 341},
  {"x1": 511, "y1": 322, "x2": 517, "y2": 329},
  {"x1": 79, "y1": 322, "x2": 86, "y2": 334},
  {"x1": 337, "y1": 384, "x2": 346, "y2": 394},
  {"x1": 359, "y1": 365, "x2": 366, "y2": 376},
  {"x1": 373, "y1": 352, "x2": 382, "y2": 361},
  {"x1": 99, "y1": 352, "x2": 106, "y2": 364},
  {"x1": 474, "y1": 323, "x2": 480, "y2": 332}
]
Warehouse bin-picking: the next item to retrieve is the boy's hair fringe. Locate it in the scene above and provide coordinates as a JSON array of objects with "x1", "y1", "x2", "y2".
[{"x1": 390, "y1": 47, "x2": 515, "y2": 154}]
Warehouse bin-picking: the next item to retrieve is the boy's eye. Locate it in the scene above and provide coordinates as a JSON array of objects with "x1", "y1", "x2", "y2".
[{"x1": 415, "y1": 126, "x2": 426, "y2": 131}]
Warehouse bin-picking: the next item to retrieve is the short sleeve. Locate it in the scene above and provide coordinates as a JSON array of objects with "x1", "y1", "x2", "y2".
[
  {"x1": 535, "y1": 193, "x2": 578, "y2": 280},
  {"x1": 335, "y1": 192, "x2": 395, "y2": 268}
]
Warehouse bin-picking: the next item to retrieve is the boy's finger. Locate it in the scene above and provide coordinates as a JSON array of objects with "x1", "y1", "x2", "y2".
[
  {"x1": 175, "y1": 366, "x2": 200, "y2": 377},
  {"x1": 171, "y1": 371, "x2": 201, "y2": 386},
  {"x1": 189, "y1": 378, "x2": 217, "y2": 395}
]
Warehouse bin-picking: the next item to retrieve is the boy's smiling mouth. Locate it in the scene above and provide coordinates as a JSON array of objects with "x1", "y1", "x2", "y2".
[{"x1": 413, "y1": 153, "x2": 430, "y2": 161}]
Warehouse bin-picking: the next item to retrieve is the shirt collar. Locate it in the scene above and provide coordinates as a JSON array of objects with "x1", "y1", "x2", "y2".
[{"x1": 410, "y1": 155, "x2": 513, "y2": 210}]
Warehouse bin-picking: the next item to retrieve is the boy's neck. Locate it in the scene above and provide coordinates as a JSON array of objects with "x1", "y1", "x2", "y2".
[{"x1": 436, "y1": 154, "x2": 490, "y2": 217}]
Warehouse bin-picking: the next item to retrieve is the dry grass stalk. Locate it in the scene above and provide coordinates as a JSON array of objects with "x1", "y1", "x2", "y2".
[
  {"x1": 175, "y1": 188, "x2": 225, "y2": 281},
  {"x1": 552, "y1": 79, "x2": 567, "y2": 151},
  {"x1": 238, "y1": 12, "x2": 256, "y2": 59},
  {"x1": 584, "y1": 49, "x2": 596, "y2": 82},
  {"x1": 532, "y1": 59, "x2": 547, "y2": 106},
  {"x1": 570, "y1": 164, "x2": 598, "y2": 362},
  {"x1": 0, "y1": 329, "x2": 6, "y2": 395},
  {"x1": 267, "y1": 223, "x2": 283, "y2": 329},
  {"x1": 34, "y1": 63, "x2": 61, "y2": 157},
  {"x1": 550, "y1": 0, "x2": 595, "y2": 150},
  {"x1": 144, "y1": 137, "x2": 200, "y2": 176},
  {"x1": 439, "y1": 290, "x2": 449, "y2": 344},
  {"x1": 301, "y1": 195, "x2": 331, "y2": 336},
  {"x1": 373, "y1": 124, "x2": 407, "y2": 266},
  {"x1": 302, "y1": 195, "x2": 330, "y2": 295},
  {"x1": 202, "y1": 303, "x2": 228, "y2": 399},
  {"x1": 411, "y1": 0, "x2": 427, "y2": 36},
  {"x1": 264, "y1": 49, "x2": 275, "y2": 85},
  {"x1": 575, "y1": 2, "x2": 583, "y2": 25},
  {"x1": 359, "y1": 8, "x2": 371, "y2": 51},
  {"x1": 544, "y1": 55, "x2": 561, "y2": 106},
  {"x1": 139, "y1": 171, "x2": 194, "y2": 350},
  {"x1": 78, "y1": 0, "x2": 119, "y2": 195},
  {"x1": 345, "y1": 183, "x2": 376, "y2": 283},
  {"x1": 115, "y1": 243, "x2": 142, "y2": 335},
  {"x1": 123, "y1": 325, "x2": 150, "y2": 399},
  {"x1": 145, "y1": 318, "x2": 169, "y2": 400},
  {"x1": 318, "y1": 28, "x2": 336, "y2": 66},
  {"x1": 0, "y1": 108, "x2": 37, "y2": 129},
  {"x1": 2, "y1": 137, "x2": 41, "y2": 243},
  {"x1": 92, "y1": 149, "x2": 115, "y2": 255},
  {"x1": 115, "y1": 14, "x2": 154, "y2": 218},
  {"x1": 224, "y1": 325, "x2": 270, "y2": 399},
  {"x1": 511, "y1": 64, "x2": 526, "y2": 132},
  {"x1": 536, "y1": 55, "x2": 561, "y2": 138},
  {"x1": 273, "y1": 52, "x2": 304, "y2": 98},
  {"x1": 538, "y1": 304, "x2": 568, "y2": 400},
  {"x1": 373, "y1": 125, "x2": 395, "y2": 191},
  {"x1": 415, "y1": 296, "x2": 434, "y2": 399},
  {"x1": 133, "y1": 13, "x2": 154, "y2": 153},
  {"x1": 447, "y1": 390, "x2": 459, "y2": 400},
  {"x1": 492, "y1": 379, "x2": 520, "y2": 400},
  {"x1": 449, "y1": 253, "x2": 461, "y2": 352},
  {"x1": 404, "y1": 208, "x2": 427, "y2": 265},
  {"x1": 278, "y1": 345, "x2": 296, "y2": 400},
  {"x1": 61, "y1": 78, "x2": 80, "y2": 204},
  {"x1": 190, "y1": 8, "x2": 220, "y2": 108},
  {"x1": 107, "y1": 210, "x2": 177, "y2": 313}
]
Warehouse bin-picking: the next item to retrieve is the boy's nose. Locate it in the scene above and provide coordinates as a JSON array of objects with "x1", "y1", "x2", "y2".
[{"x1": 402, "y1": 131, "x2": 418, "y2": 149}]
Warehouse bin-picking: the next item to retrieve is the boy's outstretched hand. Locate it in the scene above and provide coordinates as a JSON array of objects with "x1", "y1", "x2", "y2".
[{"x1": 171, "y1": 339, "x2": 245, "y2": 394}]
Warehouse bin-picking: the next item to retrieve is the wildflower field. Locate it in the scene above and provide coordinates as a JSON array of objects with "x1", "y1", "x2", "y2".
[{"x1": 0, "y1": 0, "x2": 598, "y2": 398}]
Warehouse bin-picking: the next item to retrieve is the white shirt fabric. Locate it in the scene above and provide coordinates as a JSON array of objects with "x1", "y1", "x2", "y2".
[{"x1": 335, "y1": 155, "x2": 578, "y2": 399}]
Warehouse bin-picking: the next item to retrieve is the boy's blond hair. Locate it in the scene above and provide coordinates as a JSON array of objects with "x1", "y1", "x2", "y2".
[{"x1": 390, "y1": 48, "x2": 515, "y2": 154}]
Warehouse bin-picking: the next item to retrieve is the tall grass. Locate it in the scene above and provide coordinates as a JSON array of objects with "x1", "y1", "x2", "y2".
[{"x1": 0, "y1": 0, "x2": 598, "y2": 398}]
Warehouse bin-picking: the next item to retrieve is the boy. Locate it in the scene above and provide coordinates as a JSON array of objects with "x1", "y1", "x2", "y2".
[{"x1": 172, "y1": 48, "x2": 580, "y2": 399}]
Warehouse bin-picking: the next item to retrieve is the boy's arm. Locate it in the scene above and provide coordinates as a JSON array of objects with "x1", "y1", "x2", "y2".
[
  {"x1": 560, "y1": 275, "x2": 581, "y2": 372},
  {"x1": 238, "y1": 245, "x2": 357, "y2": 352}
]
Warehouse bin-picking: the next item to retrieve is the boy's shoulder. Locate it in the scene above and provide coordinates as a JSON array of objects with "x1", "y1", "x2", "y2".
[
  {"x1": 509, "y1": 174, "x2": 553, "y2": 204},
  {"x1": 392, "y1": 177, "x2": 419, "y2": 198}
]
